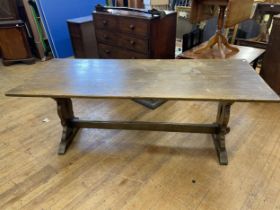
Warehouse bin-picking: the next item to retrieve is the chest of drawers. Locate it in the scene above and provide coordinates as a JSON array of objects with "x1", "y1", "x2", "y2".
[{"x1": 93, "y1": 9, "x2": 177, "y2": 59}]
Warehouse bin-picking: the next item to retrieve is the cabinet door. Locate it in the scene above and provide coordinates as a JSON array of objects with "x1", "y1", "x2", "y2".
[
  {"x1": 0, "y1": 25, "x2": 32, "y2": 60},
  {"x1": 0, "y1": 0, "x2": 19, "y2": 21}
]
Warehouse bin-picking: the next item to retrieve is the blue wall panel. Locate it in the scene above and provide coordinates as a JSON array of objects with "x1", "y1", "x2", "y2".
[{"x1": 36, "y1": 0, "x2": 104, "y2": 58}]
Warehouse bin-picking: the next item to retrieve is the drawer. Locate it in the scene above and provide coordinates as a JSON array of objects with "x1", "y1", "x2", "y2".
[
  {"x1": 118, "y1": 17, "x2": 149, "y2": 36},
  {"x1": 98, "y1": 44, "x2": 148, "y2": 59},
  {"x1": 117, "y1": 33, "x2": 149, "y2": 54},
  {"x1": 95, "y1": 14, "x2": 117, "y2": 30},
  {"x1": 95, "y1": 29, "x2": 118, "y2": 45}
]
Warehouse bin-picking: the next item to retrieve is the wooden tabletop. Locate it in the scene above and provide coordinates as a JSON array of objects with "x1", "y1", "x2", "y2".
[
  {"x1": 6, "y1": 59, "x2": 279, "y2": 102},
  {"x1": 177, "y1": 44, "x2": 265, "y2": 63}
]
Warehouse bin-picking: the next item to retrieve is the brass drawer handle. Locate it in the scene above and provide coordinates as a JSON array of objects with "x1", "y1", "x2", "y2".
[
  {"x1": 105, "y1": 50, "x2": 111, "y2": 54},
  {"x1": 129, "y1": 24, "x2": 135, "y2": 30},
  {"x1": 130, "y1": 40, "x2": 135, "y2": 45},
  {"x1": 102, "y1": 20, "x2": 108, "y2": 25}
]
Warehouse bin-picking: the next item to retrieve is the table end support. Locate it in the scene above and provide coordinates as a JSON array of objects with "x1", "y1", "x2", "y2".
[
  {"x1": 212, "y1": 133, "x2": 228, "y2": 165},
  {"x1": 212, "y1": 102, "x2": 233, "y2": 165},
  {"x1": 58, "y1": 126, "x2": 79, "y2": 155},
  {"x1": 54, "y1": 98, "x2": 79, "y2": 155}
]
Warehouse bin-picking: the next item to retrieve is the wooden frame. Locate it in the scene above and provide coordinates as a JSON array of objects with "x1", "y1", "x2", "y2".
[
  {"x1": 0, "y1": 0, "x2": 19, "y2": 21},
  {"x1": 54, "y1": 98, "x2": 233, "y2": 165}
]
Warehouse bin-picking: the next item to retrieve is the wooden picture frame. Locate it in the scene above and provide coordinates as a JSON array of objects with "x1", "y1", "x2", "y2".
[{"x1": 0, "y1": 0, "x2": 19, "y2": 21}]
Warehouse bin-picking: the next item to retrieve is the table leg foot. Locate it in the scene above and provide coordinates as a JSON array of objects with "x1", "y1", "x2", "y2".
[
  {"x1": 213, "y1": 102, "x2": 233, "y2": 165},
  {"x1": 212, "y1": 133, "x2": 228, "y2": 165},
  {"x1": 54, "y1": 98, "x2": 78, "y2": 155},
  {"x1": 58, "y1": 126, "x2": 79, "y2": 155}
]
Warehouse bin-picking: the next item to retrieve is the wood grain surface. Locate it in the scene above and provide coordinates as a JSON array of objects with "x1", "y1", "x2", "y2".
[{"x1": 5, "y1": 59, "x2": 279, "y2": 102}]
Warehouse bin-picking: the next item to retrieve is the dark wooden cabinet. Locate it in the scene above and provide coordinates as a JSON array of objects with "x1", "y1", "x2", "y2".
[
  {"x1": 93, "y1": 9, "x2": 177, "y2": 59},
  {"x1": 0, "y1": 0, "x2": 19, "y2": 21},
  {"x1": 0, "y1": 20, "x2": 34, "y2": 65},
  {"x1": 260, "y1": 15, "x2": 280, "y2": 94},
  {"x1": 0, "y1": 0, "x2": 35, "y2": 65},
  {"x1": 67, "y1": 16, "x2": 98, "y2": 58}
]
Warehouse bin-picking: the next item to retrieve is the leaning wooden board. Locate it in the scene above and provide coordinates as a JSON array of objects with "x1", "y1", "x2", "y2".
[{"x1": 6, "y1": 59, "x2": 280, "y2": 165}]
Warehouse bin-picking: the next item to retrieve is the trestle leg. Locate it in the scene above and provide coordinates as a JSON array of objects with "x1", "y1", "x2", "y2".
[
  {"x1": 212, "y1": 102, "x2": 233, "y2": 165},
  {"x1": 54, "y1": 98, "x2": 79, "y2": 154}
]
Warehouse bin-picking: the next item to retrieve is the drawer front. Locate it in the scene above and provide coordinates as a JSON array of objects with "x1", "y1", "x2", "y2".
[
  {"x1": 118, "y1": 17, "x2": 149, "y2": 36},
  {"x1": 98, "y1": 44, "x2": 148, "y2": 59},
  {"x1": 117, "y1": 33, "x2": 149, "y2": 54},
  {"x1": 95, "y1": 29, "x2": 118, "y2": 45},
  {"x1": 0, "y1": 27, "x2": 31, "y2": 59},
  {"x1": 95, "y1": 14, "x2": 117, "y2": 30}
]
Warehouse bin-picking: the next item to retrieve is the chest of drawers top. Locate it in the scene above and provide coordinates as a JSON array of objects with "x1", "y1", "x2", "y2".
[{"x1": 94, "y1": 10, "x2": 174, "y2": 34}]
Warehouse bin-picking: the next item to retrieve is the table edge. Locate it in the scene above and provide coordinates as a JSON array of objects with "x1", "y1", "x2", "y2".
[{"x1": 5, "y1": 92, "x2": 280, "y2": 103}]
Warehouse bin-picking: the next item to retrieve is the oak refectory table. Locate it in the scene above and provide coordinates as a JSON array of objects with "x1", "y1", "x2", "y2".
[{"x1": 5, "y1": 59, "x2": 280, "y2": 165}]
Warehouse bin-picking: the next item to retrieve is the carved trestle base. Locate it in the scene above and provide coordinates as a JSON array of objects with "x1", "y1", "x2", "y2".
[
  {"x1": 212, "y1": 102, "x2": 233, "y2": 165},
  {"x1": 54, "y1": 98, "x2": 79, "y2": 155},
  {"x1": 53, "y1": 98, "x2": 233, "y2": 165}
]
